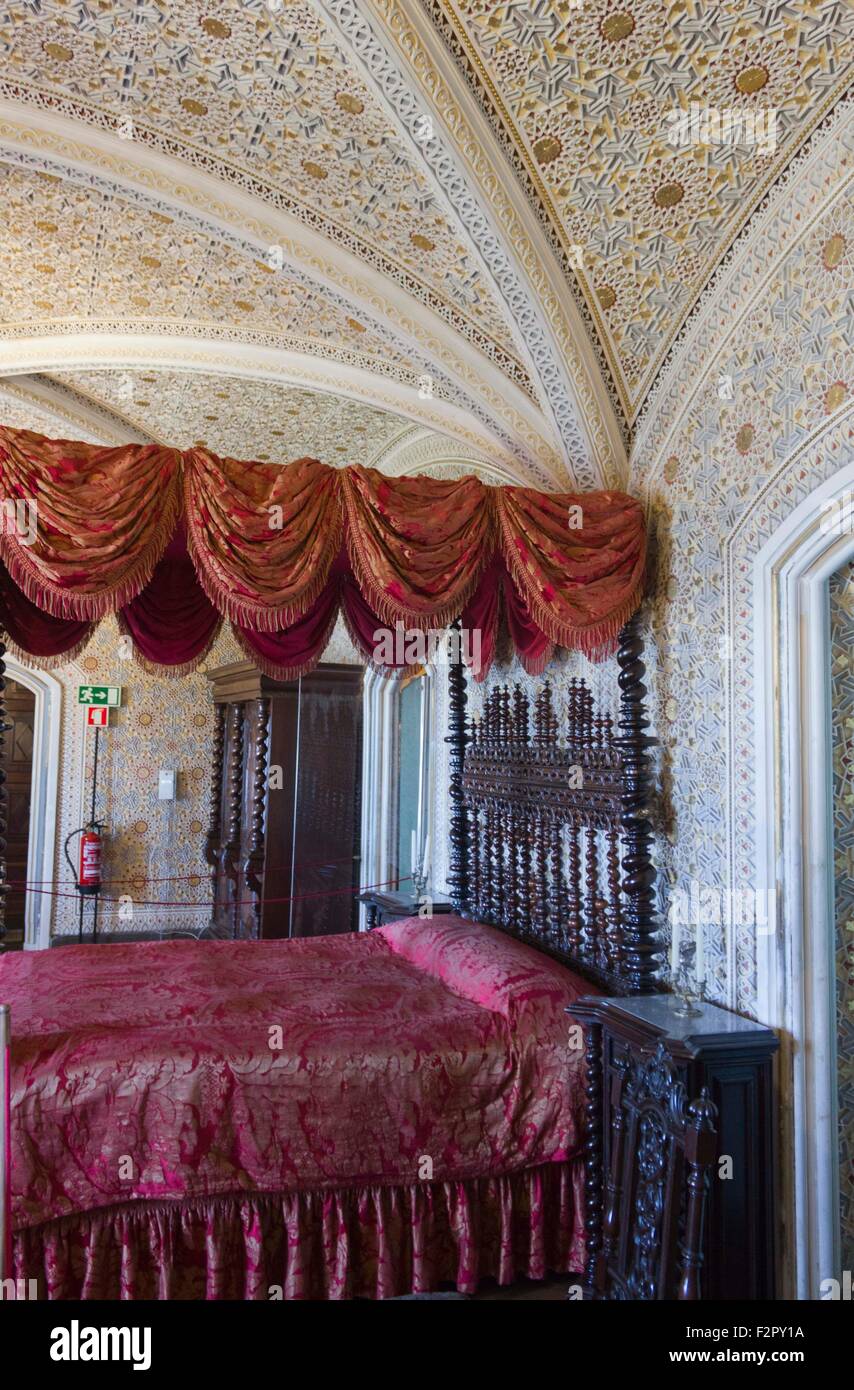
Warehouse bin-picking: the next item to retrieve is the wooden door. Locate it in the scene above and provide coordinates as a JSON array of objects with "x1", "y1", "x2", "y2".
[
  {"x1": 287, "y1": 668, "x2": 363, "y2": 938},
  {"x1": 205, "y1": 663, "x2": 364, "y2": 940},
  {"x1": 1, "y1": 679, "x2": 35, "y2": 948}
]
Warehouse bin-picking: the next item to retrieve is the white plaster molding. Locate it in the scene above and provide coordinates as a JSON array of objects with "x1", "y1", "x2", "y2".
[
  {"x1": 0, "y1": 374, "x2": 150, "y2": 446},
  {"x1": 0, "y1": 103, "x2": 566, "y2": 485},
  {"x1": 364, "y1": 0, "x2": 625, "y2": 472},
  {"x1": 0, "y1": 330, "x2": 535, "y2": 475},
  {"x1": 4, "y1": 657, "x2": 62, "y2": 952},
  {"x1": 367, "y1": 422, "x2": 525, "y2": 484},
  {"x1": 310, "y1": 0, "x2": 604, "y2": 486},
  {"x1": 752, "y1": 408, "x2": 854, "y2": 1298}
]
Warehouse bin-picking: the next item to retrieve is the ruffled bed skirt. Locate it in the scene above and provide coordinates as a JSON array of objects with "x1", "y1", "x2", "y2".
[{"x1": 12, "y1": 1160, "x2": 585, "y2": 1300}]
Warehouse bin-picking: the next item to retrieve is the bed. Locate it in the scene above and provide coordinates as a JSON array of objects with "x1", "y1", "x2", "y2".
[
  {"x1": 0, "y1": 610, "x2": 665, "y2": 1299},
  {"x1": 3, "y1": 917, "x2": 591, "y2": 1299}
]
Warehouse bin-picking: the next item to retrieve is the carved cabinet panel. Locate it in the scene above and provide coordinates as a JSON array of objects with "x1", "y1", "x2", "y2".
[
  {"x1": 568, "y1": 993, "x2": 778, "y2": 1301},
  {"x1": 204, "y1": 662, "x2": 363, "y2": 939}
]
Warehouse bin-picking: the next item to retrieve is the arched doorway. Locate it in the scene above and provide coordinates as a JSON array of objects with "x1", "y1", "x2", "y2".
[
  {"x1": 1, "y1": 658, "x2": 62, "y2": 952},
  {"x1": 1, "y1": 677, "x2": 35, "y2": 949},
  {"x1": 753, "y1": 457, "x2": 854, "y2": 1297}
]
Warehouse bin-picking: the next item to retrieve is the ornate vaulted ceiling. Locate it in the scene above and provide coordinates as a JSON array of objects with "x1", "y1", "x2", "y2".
[
  {"x1": 51, "y1": 368, "x2": 412, "y2": 462},
  {"x1": 390, "y1": 0, "x2": 852, "y2": 416},
  {"x1": 0, "y1": 0, "x2": 850, "y2": 486}
]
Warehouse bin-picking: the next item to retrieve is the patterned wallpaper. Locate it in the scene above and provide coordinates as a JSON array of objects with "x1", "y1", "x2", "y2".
[
  {"x1": 48, "y1": 615, "x2": 359, "y2": 940},
  {"x1": 829, "y1": 563, "x2": 854, "y2": 1274},
  {"x1": 422, "y1": 0, "x2": 853, "y2": 414},
  {"x1": 632, "y1": 103, "x2": 853, "y2": 1014},
  {"x1": 0, "y1": 0, "x2": 523, "y2": 369},
  {"x1": 51, "y1": 369, "x2": 411, "y2": 465}
]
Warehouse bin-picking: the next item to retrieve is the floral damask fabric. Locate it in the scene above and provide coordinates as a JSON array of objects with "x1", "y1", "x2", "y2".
[
  {"x1": 0, "y1": 424, "x2": 646, "y2": 674},
  {"x1": 4, "y1": 923, "x2": 588, "y2": 1297},
  {"x1": 2, "y1": 923, "x2": 588, "y2": 1229},
  {"x1": 12, "y1": 1161, "x2": 584, "y2": 1300},
  {"x1": 0, "y1": 426, "x2": 179, "y2": 618}
]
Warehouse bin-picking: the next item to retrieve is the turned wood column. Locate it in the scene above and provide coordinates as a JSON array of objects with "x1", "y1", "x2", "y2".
[
  {"x1": 616, "y1": 611, "x2": 659, "y2": 992},
  {"x1": 222, "y1": 701, "x2": 245, "y2": 934},
  {"x1": 204, "y1": 701, "x2": 226, "y2": 889},
  {"x1": 445, "y1": 621, "x2": 470, "y2": 915},
  {"x1": 582, "y1": 1019, "x2": 605, "y2": 1295},
  {"x1": 244, "y1": 696, "x2": 270, "y2": 938}
]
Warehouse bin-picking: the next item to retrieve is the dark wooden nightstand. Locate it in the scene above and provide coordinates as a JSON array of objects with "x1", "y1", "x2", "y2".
[
  {"x1": 358, "y1": 889, "x2": 455, "y2": 930},
  {"x1": 568, "y1": 992, "x2": 778, "y2": 1302}
]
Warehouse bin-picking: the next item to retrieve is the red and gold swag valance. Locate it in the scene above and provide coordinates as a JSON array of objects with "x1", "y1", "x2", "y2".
[{"x1": 0, "y1": 426, "x2": 646, "y2": 681}]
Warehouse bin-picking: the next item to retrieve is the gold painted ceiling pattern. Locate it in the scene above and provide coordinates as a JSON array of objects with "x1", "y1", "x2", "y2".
[
  {"x1": 0, "y1": 0, "x2": 530, "y2": 381},
  {"x1": 0, "y1": 161, "x2": 420, "y2": 371},
  {"x1": 425, "y1": 0, "x2": 853, "y2": 413},
  {"x1": 51, "y1": 368, "x2": 414, "y2": 465},
  {"x1": 0, "y1": 378, "x2": 107, "y2": 442}
]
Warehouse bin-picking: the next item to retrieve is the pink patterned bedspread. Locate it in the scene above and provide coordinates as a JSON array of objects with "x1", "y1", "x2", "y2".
[{"x1": 2, "y1": 918, "x2": 592, "y2": 1233}]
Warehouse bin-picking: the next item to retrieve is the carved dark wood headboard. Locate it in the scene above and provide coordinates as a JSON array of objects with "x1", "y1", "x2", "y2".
[{"x1": 445, "y1": 612, "x2": 660, "y2": 995}]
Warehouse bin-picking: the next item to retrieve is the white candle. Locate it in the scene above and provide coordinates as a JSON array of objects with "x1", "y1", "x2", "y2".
[
  {"x1": 670, "y1": 909, "x2": 680, "y2": 978},
  {"x1": 422, "y1": 832, "x2": 431, "y2": 879},
  {"x1": 411, "y1": 828, "x2": 417, "y2": 874}
]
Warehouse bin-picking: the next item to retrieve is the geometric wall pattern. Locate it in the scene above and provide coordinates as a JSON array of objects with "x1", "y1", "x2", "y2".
[
  {"x1": 51, "y1": 369, "x2": 413, "y2": 467},
  {"x1": 0, "y1": 0, "x2": 525, "y2": 375},
  {"x1": 621, "y1": 98, "x2": 851, "y2": 1019},
  {"x1": 422, "y1": 0, "x2": 854, "y2": 416},
  {"x1": 828, "y1": 561, "x2": 854, "y2": 1276}
]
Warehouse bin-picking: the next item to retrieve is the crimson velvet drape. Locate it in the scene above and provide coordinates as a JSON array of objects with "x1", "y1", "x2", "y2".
[{"x1": 0, "y1": 426, "x2": 646, "y2": 681}]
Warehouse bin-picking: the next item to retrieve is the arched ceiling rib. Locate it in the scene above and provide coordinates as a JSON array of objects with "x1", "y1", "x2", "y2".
[
  {"x1": 387, "y1": 0, "x2": 852, "y2": 420},
  {"x1": 0, "y1": 142, "x2": 562, "y2": 483},
  {"x1": 0, "y1": 0, "x2": 610, "y2": 483},
  {"x1": 0, "y1": 1, "x2": 849, "y2": 488}
]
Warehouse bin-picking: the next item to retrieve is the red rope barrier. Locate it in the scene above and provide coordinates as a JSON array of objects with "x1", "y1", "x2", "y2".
[
  {"x1": 11, "y1": 849, "x2": 364, "y2": 887},
  {"x1": 3, "y1": 874, "x2": 413, "y2": 911}
]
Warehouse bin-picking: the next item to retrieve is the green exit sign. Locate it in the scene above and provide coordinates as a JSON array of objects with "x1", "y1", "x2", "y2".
[{"x1": 77, "y1": 685, "x2": 122, "y2": 708}]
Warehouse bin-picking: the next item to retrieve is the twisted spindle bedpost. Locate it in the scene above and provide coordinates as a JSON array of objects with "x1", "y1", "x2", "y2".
[
  {"x1": 446, "y1": 621, "x2": 470, "y2": 915},
  {"x1": 616, "y1": 612, "x2": 659, "y2": 992}
]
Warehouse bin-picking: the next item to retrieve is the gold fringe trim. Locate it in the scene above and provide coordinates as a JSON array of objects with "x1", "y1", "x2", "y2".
[
  {"x1": 0, "y1": 474, "x2": 183, "y2": 622},
  {"x1": 340, "y1": 469, "x2": 497, "y2": 634},
  {"x1": 496, "y1": 500, "x2": 647, "y2": 658},
  {"x1": 2, "y1": 628, "x2": 95, "y2": 670},
  {"x1": 229, "y1": 585, "x2": 342, "y2": 682},
  {"x1": 181, "y1": 465, "x2": 344, "y2": 633},
  {"x1": 339, "y1": 602, "x2": 410, "y2": 682},
  {"x1": 115, "y1": 610, "x2": 223, "y2": 679}
]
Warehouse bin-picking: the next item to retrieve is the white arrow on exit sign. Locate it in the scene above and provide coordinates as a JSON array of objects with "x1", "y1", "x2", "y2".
[{"x1": 77, "y1": 685, "x2": 122, "y2": 708}]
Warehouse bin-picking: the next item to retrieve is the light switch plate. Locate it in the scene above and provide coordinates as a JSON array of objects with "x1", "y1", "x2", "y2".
[{"x1": 158, "y1": 768, "x2": 176, "y2": 801}]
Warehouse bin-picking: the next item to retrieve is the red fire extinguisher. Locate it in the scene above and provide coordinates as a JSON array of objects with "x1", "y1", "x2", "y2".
[{"x1": 65, "y1": 821, "x2": 104, "y2": 897}]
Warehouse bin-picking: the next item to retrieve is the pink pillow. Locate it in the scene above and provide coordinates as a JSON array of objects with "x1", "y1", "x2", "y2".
[{"x1": 375, "y1": 914, "x2": 595, "y2": 1031}]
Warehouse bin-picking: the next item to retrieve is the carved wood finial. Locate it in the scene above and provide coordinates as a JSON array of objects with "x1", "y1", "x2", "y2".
[{"x1": 678, "y1": 1089, "x2": 718, "y2": 1301}]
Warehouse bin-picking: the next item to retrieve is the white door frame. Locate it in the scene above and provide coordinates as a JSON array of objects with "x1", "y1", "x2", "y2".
[
  {"x1": 753, "y1": 460, "x2": 854, "y2": 1298},
  {"x1": 360, "y1": 665, "x2": 436, "y2": 927},
  {"x1": 4, "y1": 657, "x2": 62, "y2": 951}
]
